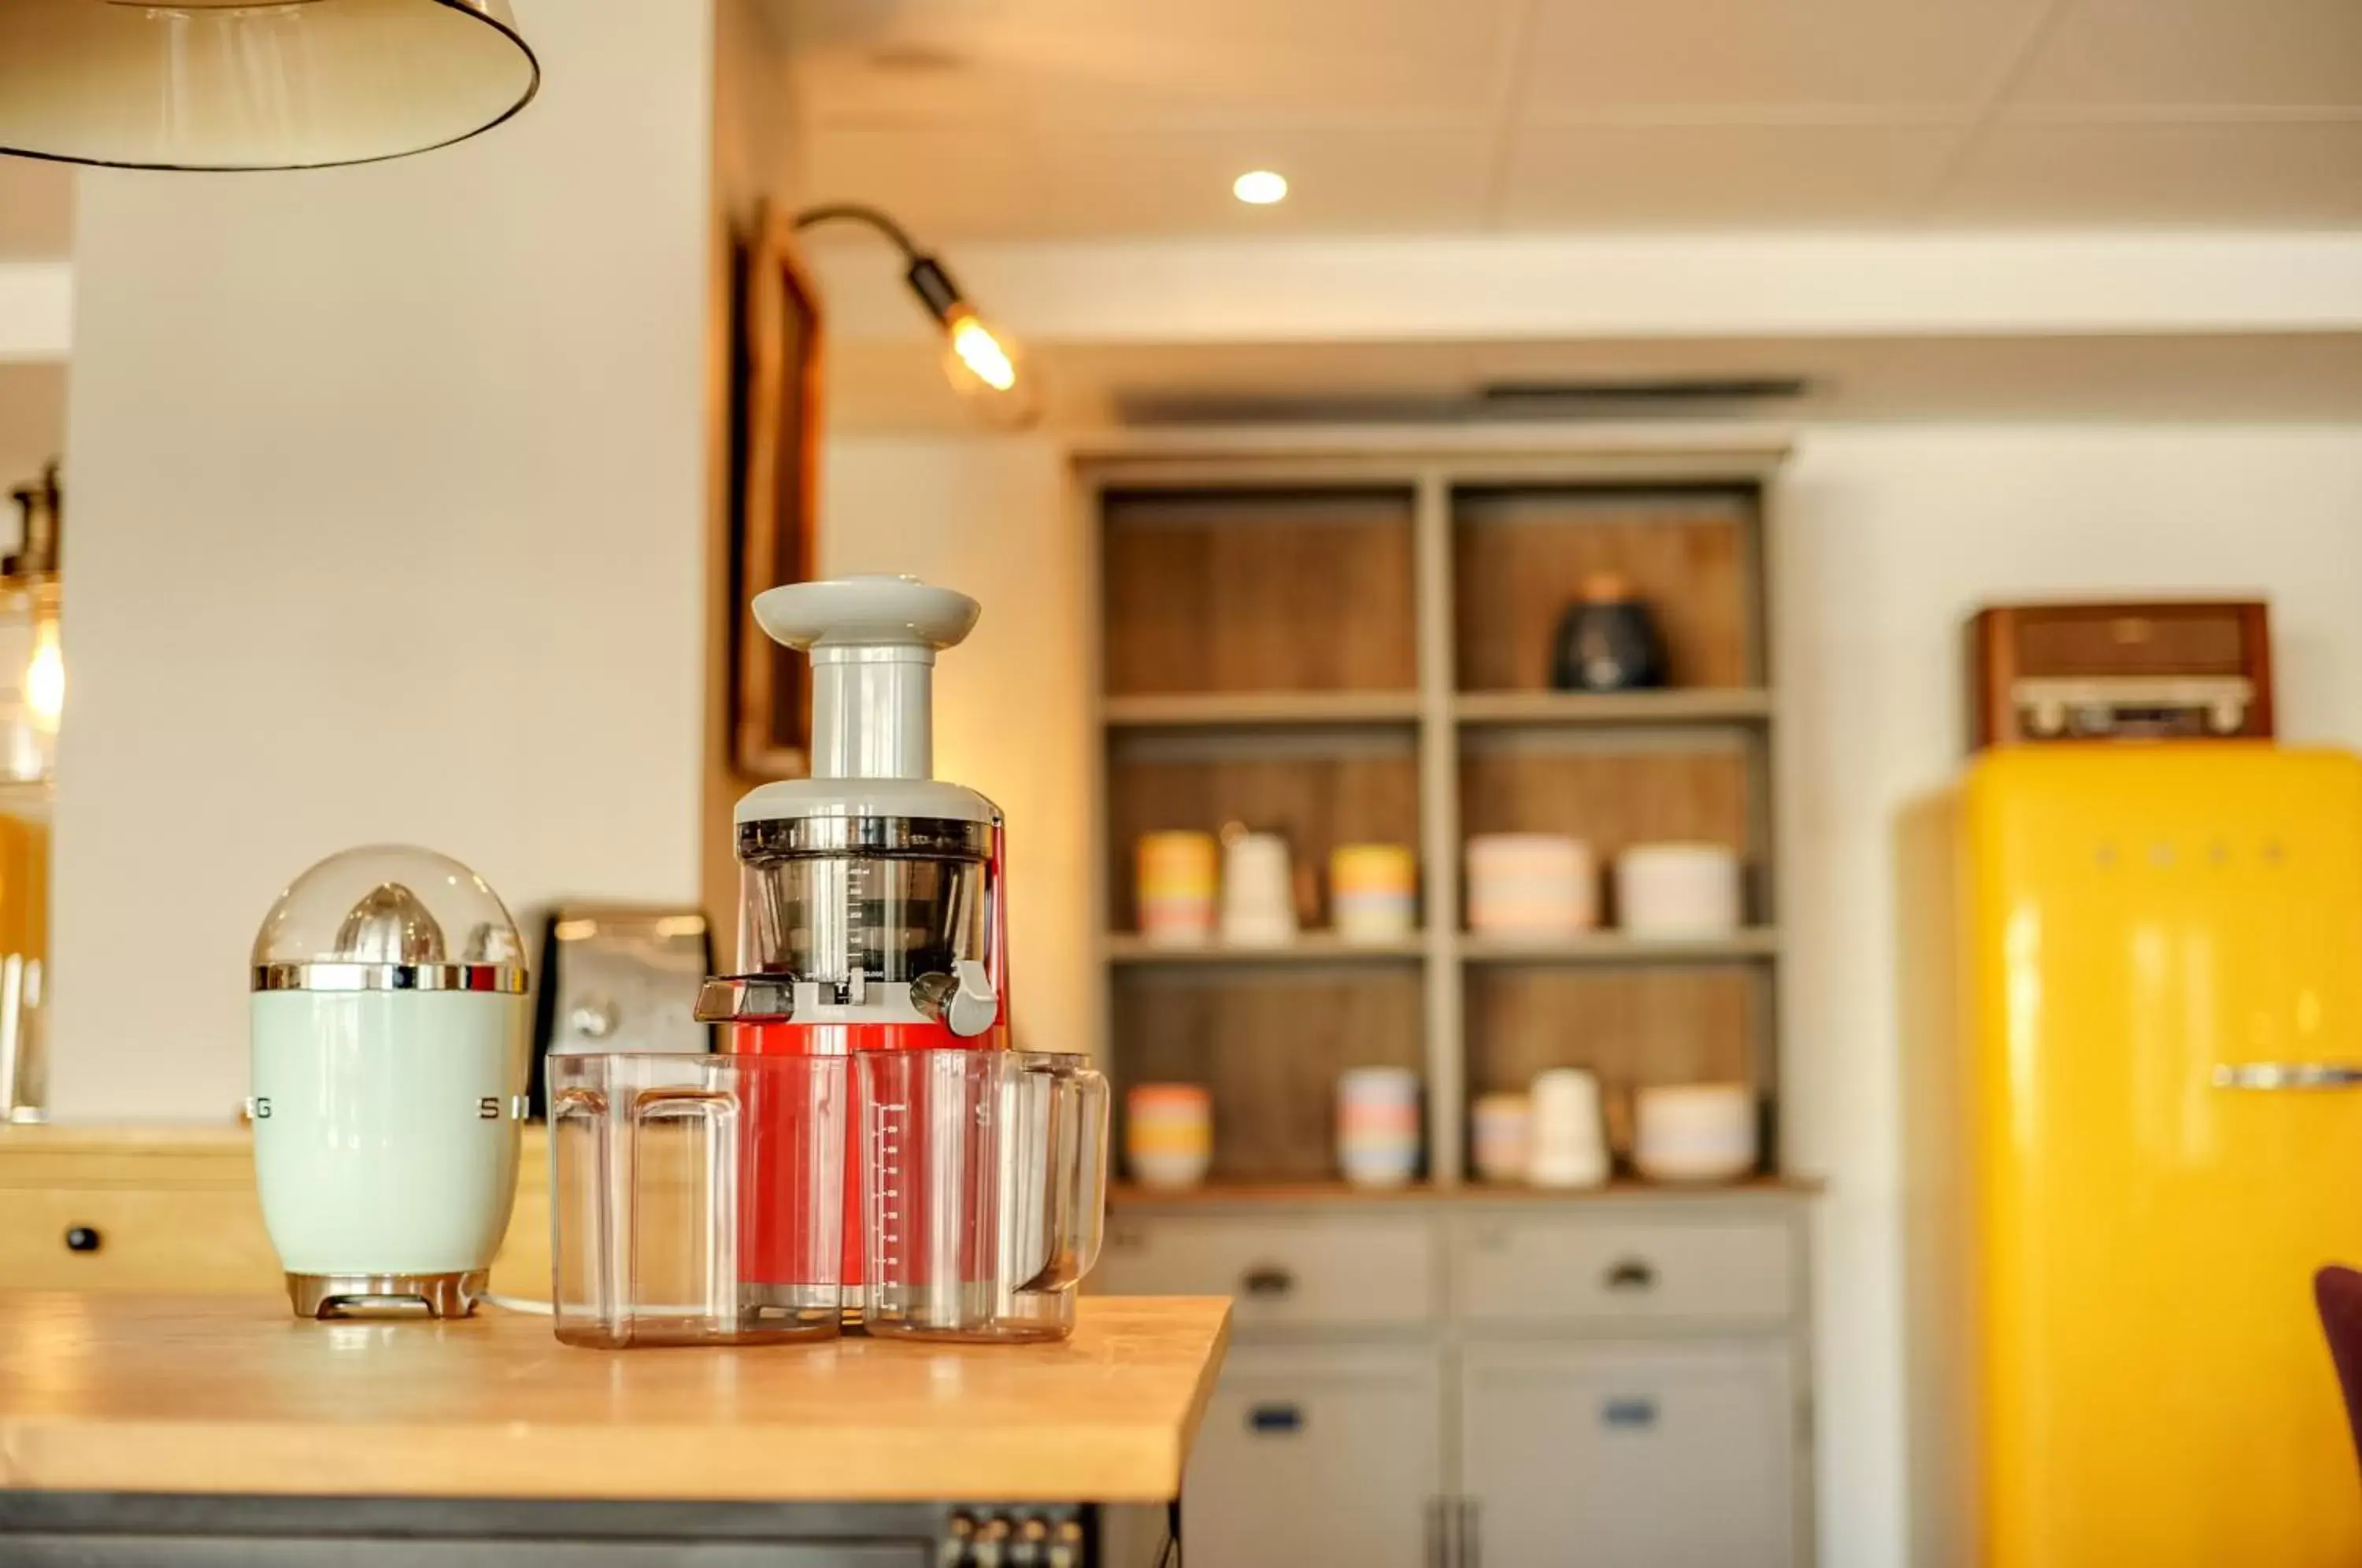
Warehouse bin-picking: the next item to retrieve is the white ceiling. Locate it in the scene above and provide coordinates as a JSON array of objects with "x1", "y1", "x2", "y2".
[{"x1": 771, "y1": 0, "x2": 2362, "y2": 236}]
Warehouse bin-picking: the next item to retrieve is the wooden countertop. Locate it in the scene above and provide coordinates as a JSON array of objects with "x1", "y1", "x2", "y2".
[
  {"x1": 0, "y1": 1292, "x2": 1231, "y2": 1504},
  {"x1": 1110, "y1": 1174, "x2": 1824, "y2": 1207}
]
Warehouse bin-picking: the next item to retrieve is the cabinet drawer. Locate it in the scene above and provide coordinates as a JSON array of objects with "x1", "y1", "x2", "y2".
[
  {"x1": 1452, "y1": 1215, "x2": 1794, "y2": 1326},
  {"x1": 0, "y1": 1184, "x2": 283, "y2": 1293},
  {"x1": 1463, "y1": 1341, "x2": 1797, "y2": 1568},
  {"x1": 1094, "y1": 1215, "x2": 1435, "y2": 1328},
  {"x1": 0, "y1": 1179, "x2": 553, "y2": 1299},
  {"x1": 1185, "y1": 1345, "x2": 1441, "y2": 1568}
]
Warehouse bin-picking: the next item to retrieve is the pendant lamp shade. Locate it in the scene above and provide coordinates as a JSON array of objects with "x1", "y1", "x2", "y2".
[{"x1": 0, "y1": 0, "x2": 539, "y2": 171}]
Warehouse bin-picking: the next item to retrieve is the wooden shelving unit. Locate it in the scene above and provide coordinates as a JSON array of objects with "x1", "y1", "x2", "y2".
[
  {"x1": 1106, "y1": 932, "x2": 1429, "y2": 964},
  {"x1": 1107, "y1": 1173, "x2": 1823, "y2": 1207},
  {"x1": 1105, "y1": 690, "x2": 1422, "y2": 727},
  {"x1": 1456, "y1": 927, "x2": 1781, "y2": 963},
  {"x1": 1083, "y1": 441, "x2": 1787, "y2": 1192},
  {"x1": 1452, "y1": 687, "x2": 1772, "y2": 726}
]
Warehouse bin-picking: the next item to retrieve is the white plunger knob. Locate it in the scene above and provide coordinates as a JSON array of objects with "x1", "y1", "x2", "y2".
[
  {"x1": 752, "y1": 575, "x2": 979, "y2": 653},
  {"x1": 750, "y1": 575, "x2": 980, "y2": 782}
]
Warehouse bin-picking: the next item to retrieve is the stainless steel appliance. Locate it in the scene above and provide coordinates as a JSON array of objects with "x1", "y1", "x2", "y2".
[{"x1": 529, "y1": 903, "x2": 712, "y2": 1115}]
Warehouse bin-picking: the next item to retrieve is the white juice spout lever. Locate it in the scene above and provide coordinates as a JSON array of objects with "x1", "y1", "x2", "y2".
[{"x1": 752, "y1": 575, "x2": 980, "y2": 782}]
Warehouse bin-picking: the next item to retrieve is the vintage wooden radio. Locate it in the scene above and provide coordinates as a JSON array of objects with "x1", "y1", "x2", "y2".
[{"x1": 1966, "y1": 600, "x2": 2274, "y2": 751}]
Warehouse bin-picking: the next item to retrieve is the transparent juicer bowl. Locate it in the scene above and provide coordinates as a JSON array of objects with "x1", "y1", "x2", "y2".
[
  {"x1": 736, "y1": 819, "x2": 991, "y2": 984},
  {"x1": 859, "y1": 1049, "x2": 1109, "y2": 1343}
]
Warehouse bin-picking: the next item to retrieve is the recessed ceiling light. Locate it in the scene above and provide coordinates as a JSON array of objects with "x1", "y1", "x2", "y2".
[{"x1": 1233, "y1": 169, "x2": 1287, "y2": 205}]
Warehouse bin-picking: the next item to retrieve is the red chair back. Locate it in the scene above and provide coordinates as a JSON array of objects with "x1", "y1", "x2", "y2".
[{"x1": 2313, "y1": 1267, "x2": 2362, "y2": 1479}]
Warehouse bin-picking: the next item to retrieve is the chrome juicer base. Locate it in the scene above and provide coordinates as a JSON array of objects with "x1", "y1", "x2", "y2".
[{"x1": 286, "y1": 1270, "x2": 487, "y2": 1320}]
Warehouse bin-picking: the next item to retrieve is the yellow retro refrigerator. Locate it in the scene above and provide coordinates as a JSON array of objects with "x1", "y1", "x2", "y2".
[{"x1": 1929, "y1": 743, "x2": 2362, "y2": 1567}]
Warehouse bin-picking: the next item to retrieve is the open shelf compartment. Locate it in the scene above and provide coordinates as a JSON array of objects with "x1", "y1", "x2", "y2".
[
  {"x1": 1452, "y1": 484, "x2": 1764, "y2": 695},
  {"x1": 1113, "y1": 964, "x2": 1429, "y2": 1185},
  {"x1": 1105, "y1": 725, "x2": 1423, "y2": 938},
  {"x1": 1101, "y1": 486, "x2": 1418, "y2": 698}
]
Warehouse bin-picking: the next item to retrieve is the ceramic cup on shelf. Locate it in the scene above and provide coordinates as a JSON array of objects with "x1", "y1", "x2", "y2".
[
  {"x1": 1616, "y1": 842, "x2": 1742, "y2": 937},
  {"x1": 1219, "y1": 827, "x2": 1298, "y2": 948},
  {"x1": 1633, "y1": 1082, "x2": 1757, "y2": 1184},
  {"x1": 1527, "y1": 1068, "x2": 1609, "y2": 1189},
  {"x1": 1465, "y1": 834, "x2": 1597, "y2": 937},
  {"x1": 1136, "y1": 831, "x2": 1219, "y2": 947},
  {"x1": 1336, "y1": 1066, "x2": 1420, "y2": 1189},
  {"x1": 1471, "y1": 1092, "x2": 1533, "y2": 1184},
  {"x1": 1124, "y1": 1082, "x2": 1212, "y2": 1191},
  {"x1": 1330, "y1": 842, "x2": 1416, "y2": 943}
]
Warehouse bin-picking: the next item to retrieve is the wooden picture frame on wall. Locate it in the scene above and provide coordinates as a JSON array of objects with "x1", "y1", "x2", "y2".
[{"x1": 731, "y1": 208, "x2": 823, "y2": 778}]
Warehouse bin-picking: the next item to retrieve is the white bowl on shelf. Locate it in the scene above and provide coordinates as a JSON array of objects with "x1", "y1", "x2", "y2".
[
  {"x1": 1339, "y1": 1142, "x2": 1419, "y2": 1189},
  {"x1": 1616, "y1": 843, "x2": 1742, "y2": 937},
  {"x1": 1471, "y1": 1093, "x2": 1532, "y2": 1184},
  {"x1": 1466, "y1": 834, "x2": 1597, "y2": 937},
  {"x1": 1129, "y1": 1148, "x2": 1212, "y2": 1191},
  {"x1": 1632, "y1": 1083, "x2": 1756, "y2": 1184}
]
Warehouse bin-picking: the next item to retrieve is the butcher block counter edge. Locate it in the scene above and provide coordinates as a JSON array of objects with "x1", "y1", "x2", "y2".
[{"x1": 0, "y1": 1292, "x2": 1232, "y2": 1505}]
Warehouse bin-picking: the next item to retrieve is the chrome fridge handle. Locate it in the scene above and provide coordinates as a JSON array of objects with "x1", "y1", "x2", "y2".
[{"x1": 2213, "y1": 1063, "x2": 2362, "y2": 1091}]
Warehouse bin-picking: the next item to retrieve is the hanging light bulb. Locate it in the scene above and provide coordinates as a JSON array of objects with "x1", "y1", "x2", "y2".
[
  {"x1": 794, "y1": 205, "x2": 1040, "y2": 428},
  {"x1": 0, "y1": 0, "x2": 537, "y2": 171},
  {"x1": 937, "y1": 304, "x2": 1037, "y2": 427},
  {"x1": 946, "y1": 309, "x2": 1020, "y2": 395},
  {"x1": 908, "y1": 257, "x2": 1037, "y2": 427}
]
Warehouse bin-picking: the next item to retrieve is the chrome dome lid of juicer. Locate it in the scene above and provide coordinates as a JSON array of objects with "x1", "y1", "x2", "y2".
[{"x1": 252, "y1": 844, "x2": 526, "y2": 993}]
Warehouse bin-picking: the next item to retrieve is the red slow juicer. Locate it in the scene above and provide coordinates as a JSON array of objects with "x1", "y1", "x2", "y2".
[{"x1": 694, "y1": 576, "x2": 1006, "y2": 1320}]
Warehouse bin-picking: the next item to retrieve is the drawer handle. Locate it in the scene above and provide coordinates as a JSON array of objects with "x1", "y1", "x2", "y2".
[
  {"x1": 1240, "y1": 1264, "x2": 1295, "y2": 1299},
  {"x1": 64, "y1": 1226, "x2": 102, "y2": 1254},
  {"x1": 1603, "y1": 1258, "x2": 1656, "y2": 1292},
  {"x1": 1601, "y1": 1397, "x2": 1658, "y2": 1429},
  {"x1": 1247, "y1": 1402, "x2": 1304, "y2": 1435}
]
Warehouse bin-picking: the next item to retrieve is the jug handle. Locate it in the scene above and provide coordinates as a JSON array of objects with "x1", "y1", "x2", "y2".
[
  {"x1": 1016, "y1": 1066, "x2": 1109, "y2": 1294},
  {"x1": 1070, "y1": 1069, "x2": 1109, "y2": 1281}
]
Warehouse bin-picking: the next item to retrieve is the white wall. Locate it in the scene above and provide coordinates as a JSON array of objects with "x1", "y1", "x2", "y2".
[
  {"x1": 807, "y1": 233, "x2": 2362, "y2": 352},
  {"x1": 0, "y1": 363, "x2": 65, "y2": 503},
  {"x1": 50, "y1": 0, "x2": 716, "y2": 1120},
  {"x1": 0, "y1": 261, "x2": 72, "y2": 363},
  {"x1": 813, "y1": 431, "x2": 1090, "y2": 1056},
  {"x1": 1774, "y1": 426, "x2": 2362, "y2": 1568},
  {"x1": 804, "y1": 423, "x2": 2362, "y2": 1568}
]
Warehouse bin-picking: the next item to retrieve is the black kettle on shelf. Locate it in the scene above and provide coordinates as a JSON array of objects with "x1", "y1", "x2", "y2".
[{"x1": 1550, "y1": 572, "x2": 1669, "y2": 693}]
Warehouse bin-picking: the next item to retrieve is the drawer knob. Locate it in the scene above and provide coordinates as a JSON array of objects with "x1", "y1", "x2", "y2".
[
  {"x1": 1601, "y1": 1396, "x2": 1658, "y2": 1429},
  {"x1": 1240, "y1": 1264, "x2": 1295, "y2": 1299},
  {"x1": 1247, "y1": 1402, "x2": 1304, "y2": 1434},
  {"x1": 1603, "y1": 1258, "x2": 1656, "y2": 1292},
  {"x1": 64, "y1": 1226, "x2": 102, "y2": 1254}
]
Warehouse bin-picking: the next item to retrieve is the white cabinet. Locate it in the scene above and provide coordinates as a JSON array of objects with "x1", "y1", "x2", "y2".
[
  {"x1": 1104, "y1": 1196, "x2": 1816, "y2": 1568},
  {"x1": 1461, "y1": 1341, "x2": 1798, "y2": 1568},
  {"x1": 1098, "y1": 1213, "x2": 1437, "y2": 1329},
  {"x1": 1183, "y1": 1344, "x2": 1441, "y2": 1568}
]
